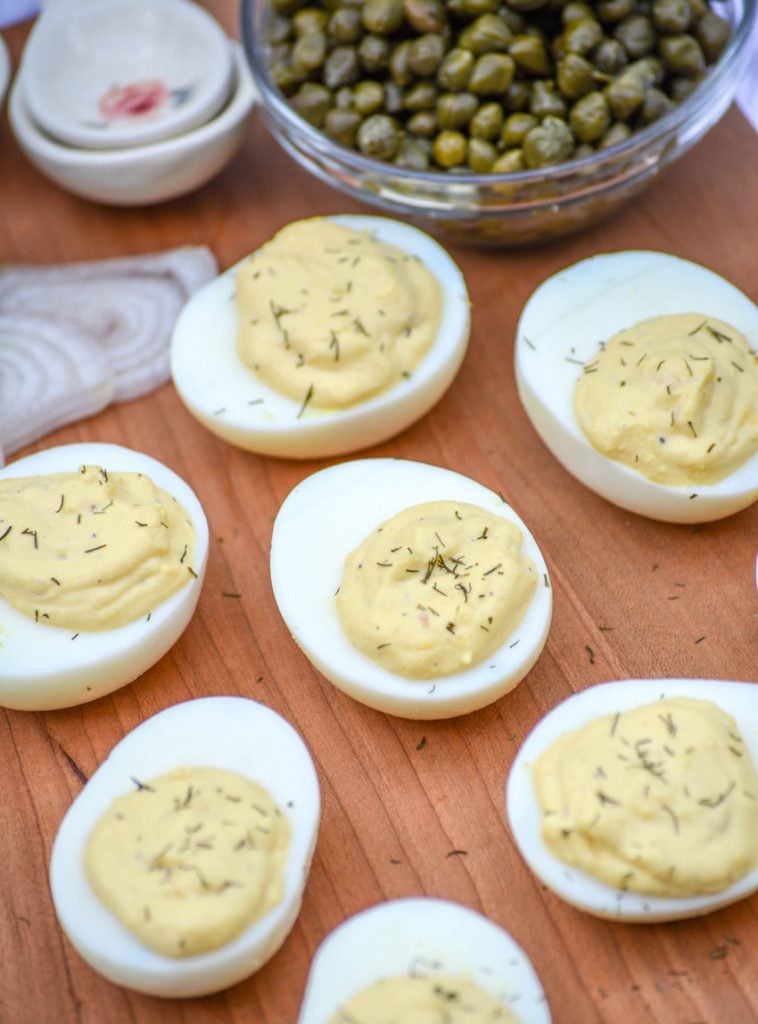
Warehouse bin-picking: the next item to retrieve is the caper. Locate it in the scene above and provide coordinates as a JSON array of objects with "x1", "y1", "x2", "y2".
[
  {"x1": 599, "y1": 120, "x2": 632, "y2": 147},
  {"x1": 592, "y1": 37, "x2": 628, "y2": 74},
  {"x1": 595, "y1": 0, "x2": 634, "y2": 22},
  {"x1": 270, "y1": 58, "x2": 304, "y2": 95},
  {"x1": 499, "y1": 7, "x2": 529, "y2": 34},
  {"x1": 563, "y1": 16, "x2": 604, "y2": 54},
  {"x1": 562, "y1": 2, "x2": 595, "y2": 24},
  {"x1": 266, "y1": 12, "x2": 293, "y2": 44},
  {"x1": 354, "y1": 79, "x2": 386, "y2": 114},
  {"x1": 291, "y1": 31, "x2": 328, "y2": 72},
  {"x1": 403, "y1": 0, "x2": 446, "y2": 32},
  {"x1": 505, "y1": 80, "x2": 532, "y2": 110},
  {"x1": 324, "y1": 106, "x2": 362, "y2": 145},
  {"x1": 362, "y1": 0, "x2": 406, "y2": 34},
  {"x1": 437, "y1": 91, "x2": 479, "y2": 127},
  {"x1": 522, "y1": 115, "x2": 575, "y2": 166},
  {"x1": 356, "y1": 113, "x2": 403, "y2": 158},
  {"x1": 695, "y1": 10, "x2": 730, "y2": 62},
  {"x1": 470, "y1": 101, "x2": 505, "y2": 138},
  {"x1": 292, "y1": 81, "x2": 332, "y2": 127},
  {"x1": 510, "y1": 34, "x2": 553, "y2": 75},
  {"x1": 530, "y1": 79, "x2": 567, "y2": 117},
  {"x1": 501, "y1": 110, "x2": 538, "y2": 145},
  {"x1": 614, "y1": 14, "x2": 657, "y2": 57},
  {"x1": 638, "y1": 86, "x2": 674, "y2": 122},
  {"x1": 329, "y1": 7, "x2": 363, "y2": 42},
  {"x1": 604, "y1": 68, "x2": 645, "y2": 118},
  {"x1": 569, "y1": 89, "x2": 610, "y2": 140},
  {"x1": 334, "y1": 86, "x2": 354, "y2": 109},
  {"x1": 394, "y1": 137, "x2": 431, "y2": 167},
  {"x1": 626, "y1": 56, "x2": 665, "y2": 86},
  {"x1": 557, "y1": 53, "x2": 595, "y2": 97},
  {"x1": 408, "y1": 33, "x2": 446, "y2": 76},
  {"x1": 669, "y1": 75, "x2": 699, "y2": 101},
  {"x1": 389, "y1": 40, "x2": 415, "y2": 84},
  {"x1": 467, "y1": 136, "x2": 498, "y2": 170},
  {"x1": 437, "y1": 48, "x2": 475, "y2": 90},
  {"x1": 659, "y1": 34, "x2": 706, "y2": 76},
  {"x1": 458, "y1": 14, "x2": 514, "y2": 54},
  {"x1": 293, "y1": 8, "x2": 329, "y2": 34},
  {"x1": 469, "y1": 53, "x2": 517, "y2": 93},
  {"x1": 652, "y1": 0, "x2": 692, "y2": 32},
  {"x1": 404, "y1": 80, "x2": 439, "y2": 110},
  {"x1": 407, "y1": 109, "x2": 439, "y2": 135},
  {"x1": 432, "y1": 129, "x2": 468, "y2": 167},
  {"x1": 358, "y1": 33, "x2": 391, "y2": 72},
  {"x1": 574, "y1": 141, "x2": 595, "y2": 156},
  {"x1": 323, "y1": 45, "x2": 361, "y2": 88},
  {"x1": 492, "y1": 148, "x2": 526, "y2": 172},
  {"x1": 384, "y1": 81, "x2": 406, "y2": 112}
]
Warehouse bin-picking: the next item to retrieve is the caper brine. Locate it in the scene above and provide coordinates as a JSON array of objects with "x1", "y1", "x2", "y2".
[{"x1": 263, "y1": 0, "x2": 732, "y2": 173}]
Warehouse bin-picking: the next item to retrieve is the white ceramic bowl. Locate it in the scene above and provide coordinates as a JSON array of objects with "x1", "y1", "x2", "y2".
[
  {"x1": 9, "y1": 42, "x2": 255, "y2": 206},
  {"x1": 21, "y1": 0, "x2": 233, "y2": 150}
]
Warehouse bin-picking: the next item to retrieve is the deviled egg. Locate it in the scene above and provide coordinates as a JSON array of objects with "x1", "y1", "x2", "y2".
[
  {"x1": 506, "y1": 678, "x2": 758, "y2": 922},
  {"x1": 0, "y1": 442, "x2": 208, "y2": 711},
  {"x1": 298, "y1": 898, "x2": 551, "y2": 1023},
  {"x1": 50, "y1": 696, "x2": 321, "y2": 997},
  {"x1": 515, "y1": 251, "x2": 758, "y2": 523},
  {"x1": 270, "y1": 458, "x2": 552, "y2": 719},
  {"x1": 170, "y1": 215, "x2": 470, "y2": 459}
]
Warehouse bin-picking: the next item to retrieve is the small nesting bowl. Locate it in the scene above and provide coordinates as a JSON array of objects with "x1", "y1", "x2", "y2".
[
  {"x1": 8, "y1": 42, "x2": 256, "y2": 207},
  {"x1": 20, "y1": 0, "x2": 234, "y2": 150},
  {"x1": 241, "y1": 0, "x2": 756, "y2": 247}
]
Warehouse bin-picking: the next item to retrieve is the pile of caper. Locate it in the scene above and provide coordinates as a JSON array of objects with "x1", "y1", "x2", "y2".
[{"x1": 263, "y1": 0, "x2": 731, "y2": 173}]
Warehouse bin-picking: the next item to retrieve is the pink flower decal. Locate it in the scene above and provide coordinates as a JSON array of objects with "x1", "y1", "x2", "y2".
[{"x1": 98, "y1": 80, "x2": 169, "y2": 120}]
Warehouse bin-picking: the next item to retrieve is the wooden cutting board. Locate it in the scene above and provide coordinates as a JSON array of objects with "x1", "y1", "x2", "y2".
[{"x1": 1, "y1": 6, "x2": 757, "y2": 1022}]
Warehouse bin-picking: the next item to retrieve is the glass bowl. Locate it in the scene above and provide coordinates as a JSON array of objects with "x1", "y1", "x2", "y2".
[{"x1": 240, "y1": 0, "x2": 755, "y2": 247}]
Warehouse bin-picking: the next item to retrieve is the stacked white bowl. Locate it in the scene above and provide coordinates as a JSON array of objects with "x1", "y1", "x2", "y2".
[{"x1": 8, "y1": 0, "x2": 256, "y2": 204}]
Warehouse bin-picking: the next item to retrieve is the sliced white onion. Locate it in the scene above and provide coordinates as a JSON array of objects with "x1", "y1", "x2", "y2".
[
  {"x1": 0, "y1": 247, "x2": 217, "y2": 402},
  {"x1": 0, "y1": 312, "x2": 113, "y2": 457}
]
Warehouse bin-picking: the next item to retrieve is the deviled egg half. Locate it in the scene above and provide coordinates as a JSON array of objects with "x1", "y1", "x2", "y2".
[
  {"x1": 170, "y1": 215, "x2": 470, "y2": 459},
  {"x1": 515, "y1": 251, "x2": 758, "y2": 523},
  {"x1": 50, "y1": 696, "x2": 321, "y2": 998},
  {"x1": 298, "y1": 898, "x2": 551, "y2": 1023},
  {"x1": 270, "y1": 458, "x2": 552, "y2": 719},
  {"x1": 507, "y1": 678, "x2": 758, "y2": 922},
  {"x1": 0, "y1": 442, "x2": 208, "y2": 710}
]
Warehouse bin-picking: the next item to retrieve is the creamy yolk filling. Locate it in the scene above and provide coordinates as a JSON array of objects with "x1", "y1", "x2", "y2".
[
  {"x1": 336, "y1": 501, "x2": 537, "y2": 679},
  {"x1": 84, "y1": 766, "x2": 290, "y2": 958},
  {"x1": 574, "y1": 313, "x2": 758, "y2": 486},
  {"x1": 235, "y1": 218, "x2": 442, "y2": 411},
  {"x1": 330, "y1": 974, "x2": 520, "y2": 1023},
  {"x1": 0, "y1": 465, "x2": 196, "y2": 632},
  {"x1": 533, "y1": 697, "x2": 758, "y2": 896}
]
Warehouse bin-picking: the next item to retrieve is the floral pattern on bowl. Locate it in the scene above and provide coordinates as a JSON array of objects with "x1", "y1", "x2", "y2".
[{"x1": 82, "y1": 81, "x2": 197, "y2": 129}]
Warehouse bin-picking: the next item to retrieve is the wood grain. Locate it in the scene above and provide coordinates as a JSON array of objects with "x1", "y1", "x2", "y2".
[{"x1": 1, "y1": 7, "x2": 757, "y2": 1023}]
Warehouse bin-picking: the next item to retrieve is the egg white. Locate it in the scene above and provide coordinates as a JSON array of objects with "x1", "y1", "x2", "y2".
[
  {"x1": 514, "y1": 251, "x2": 758, "y2": 523},
  {"x1": 298, "y1": 898, "x2": 551, "y2": 1023},
  {"x1": 50, "y1": 695, "x2": 321, "y2": 998},
  {"x1": 0, "y1": 442, "x2": 208, "y2": 711},
  {"x1": 270, "y1": 458, "x2": 552, "y2": 720},
  {"x1": 506, "y1": 678, "x2": 758, "y2": 923},
  {"x1": 170, "y1": 215, "x2": 470, "y2": 459}
]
